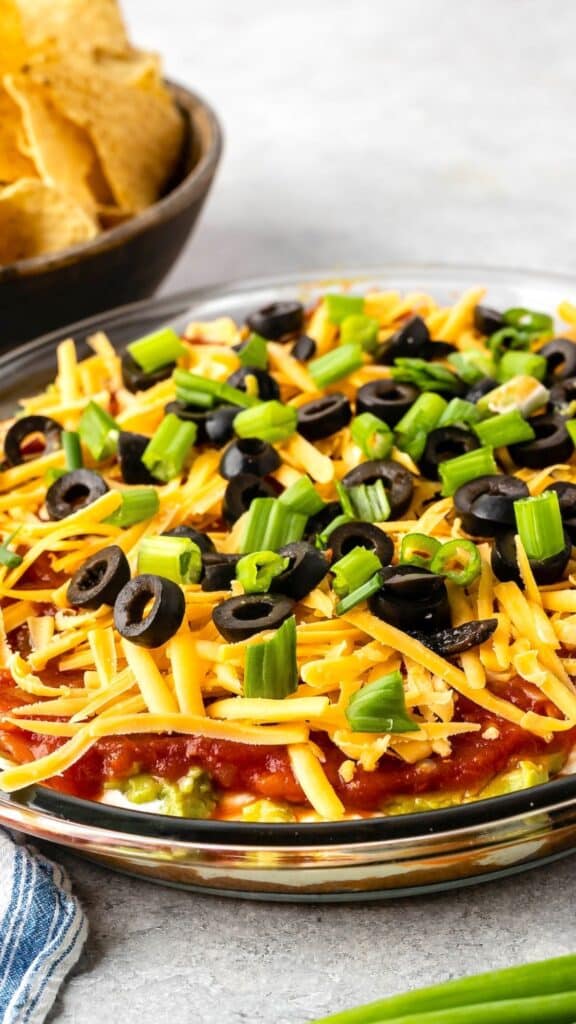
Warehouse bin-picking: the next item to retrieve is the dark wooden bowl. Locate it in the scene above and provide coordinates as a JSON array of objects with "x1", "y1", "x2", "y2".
[{"x1": 0, "y1": 82, "x2": 223, "y2": 347}]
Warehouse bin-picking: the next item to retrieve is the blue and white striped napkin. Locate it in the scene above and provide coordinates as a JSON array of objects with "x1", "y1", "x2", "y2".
[{"x1": 0, "y1": 829, "x2": 87, "y2": 1024}]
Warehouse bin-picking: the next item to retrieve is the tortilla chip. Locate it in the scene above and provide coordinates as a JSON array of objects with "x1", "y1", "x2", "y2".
[
  {"x1": 92, "y1": 48, "x2": 165, "y2": 94},
  {"x1": 0, "y1": 178, "x2": 98, "y2": 264},
  {"x1": 16, "y1": 0, "x2": 129, "y2": 56},
  {"x1": 4, "y1": 74, "x2": 114, "y2": 210},
  {"x1": 0, "y1": 87, "x2": 37, "y2": 182},
  {"x1": 0, "y1": 0, "x2": 29, "y2": 74},
  {"x1": 25, "y1": 60, "x2": 185, "y2": 212}
]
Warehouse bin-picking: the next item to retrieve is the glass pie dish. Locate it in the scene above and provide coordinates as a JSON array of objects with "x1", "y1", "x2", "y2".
[{"x1": 2, "y1": 263, "x2": 576, "y2": 901}]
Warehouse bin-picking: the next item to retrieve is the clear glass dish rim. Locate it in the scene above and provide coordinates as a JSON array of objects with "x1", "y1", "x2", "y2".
[{"x1": 3, "y1": 259, "x2": 576, "y2": 851}]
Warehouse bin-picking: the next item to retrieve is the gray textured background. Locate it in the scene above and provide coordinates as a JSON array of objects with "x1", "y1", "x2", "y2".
[{"x1": 44, "y1": 0, "x2": 576, "y2": 1020}]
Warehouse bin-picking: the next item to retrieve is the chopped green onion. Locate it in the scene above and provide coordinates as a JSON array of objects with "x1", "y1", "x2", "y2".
[
  {"x1": 391, "y1": 358, "x2": 462, "y2": 394},
  {"x1": 137, "y1": 535, "x2": 202, "y2": 584},
  {"x1": 279, "y1": 476, "x2": 325, "y2": 515},
  {"x1": 237, "y1": 333, "x2": 268, "y2": 370},
  {"x1": 127, "y1": 327, "x2": 187, "y2": 373},
  {"x1": 311, "y1": 953, "x2": 576, "y2": 1024},
  {"x1": 340, "y1": 314, "x2": 379, "y2": 352},
  {"x1": 503, "y1": 306, "x2": 554, "y2": 335},
  {"x1": 104, "y1": 488, "x2": 159, "y2": 528},
  {"x1": 0, "y1": 529, "x2": 22, "y2": 569},
  {"x1": 437, "y1": 399, "x2": 482, "y2": 429},
  {"x1": 244, "y1": 615, "x2": 298, "y2": 698},
  {"x1": 476, "y1": 375, "x2": 549, "y2": 417},
  {"x1": 44, "y1": 467, "x2": 66, "y2": 485},
  {"x1": 174, "y1": 386, "x2": 216, "y2": 410},
  {"x1": 431, "y1": 538, "x2": 481, "y2": 586},
  {"x1": 399, "y1": 533, "x2": 441, "y2": 569},
  {"x1": 78, "y1": 401, "x2": 119, "y2": 461},
  {"x1": 316, "y1": 514, "x2": 354, "y2": 548},
  {"x1": 324, "y1": 293, "x2": 364, "y2": 324},
  {"x1": 439, "y1": 446, "x2": 497, "y2": 497},
  {"x1": 236, "y1": 550, "x2": 289, "y2": 593},
  {"x1": 498, "y1": 350, "x2": 547, "y2": 383},
  {"x1": 395, "y1": 428, "x2": 427, "y2": 462},
  {"x1": 345, "y1": 670, "x2": 416, "y2": 733},
  {"x1": 233, "y1": 401, "x2": 297, "y2": 443},
  {"x1": 61, "y1": 430, "x2": 83, "y2": 470},
  {"x1": 142, "y1": 414, "x2": 197, "y2": 482},
  {"x1": 173, "y1": 369, "x2": 260, "y2": 409},
  {"x1": 337, "y1": 480, "x2": 391, "y2": 522},
  {"x1": 240, "y1": 498, "x2": 307, "y2": 554},
  {"x1": 309, "y1": 344, "x2": 363, "y2": 389},
  {"x1": 351, "y1": 413, "x2": 393, "y2": 460},
  {"x1": 331, "y1": 546, "x2": 382, "y2": 598},
  {"x1": 566, "y1": 420, "x2": 576, "y2": 446},
  {"x1": 488, "y1": 326, "x2": 531, "y2": 358},
  {"x1": 514, "y1": 491, "x2": 565, "y2": 561},
  {"x1": 448, "y1": 350, "x2": 495, "y2": 384},
  {"x1": 334, "y1": 572, "x2": 383, "y2": 615},
  {"x1": 473, "y1": 409, "x2": 535, "y2": 447},
  {"x1": 395, "y1": 393, "x2": 448, "y2": 436}
]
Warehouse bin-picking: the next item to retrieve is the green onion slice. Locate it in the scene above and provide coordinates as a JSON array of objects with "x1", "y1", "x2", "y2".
[
  {"x1": 331, "y1": 546, "x2": 382, "y2": 598},
  {"x1": 236, "y1": 550, "x2": 289, "y2": 593},
  {"x1": 340, "y1": 314, "x2": 379, "y2": 352},
  {"x1": 337, "y1": 480, "x2": 391, "y2": 523},
  {"x1": 431, "y1": 538, "x2": 481, "y2": 586},
  {"x1": 473, "y1": 409, "x2": 535, "y2": 447},
  {"x1": 142, "y1": 414, "x2": 197, "y2": 482},
  {"x1": 345, "y1": 670, "x2": 416, "y2": 734},
  {"x1": 137, "y1": 535, "x2": 202, "y2": 584},
  {"x1": 61, "y1": 430, "x2": 83, "y2": 470},
  {"x1": 238, "y1": 333, "x2": 268, "y2": 370},
  {"x1": 514, "y1": 491, "x2": 565, "y2": 561},
  {"x1": 437, "y1": 398, "x2": 482, "y2": 429},
  {"x1": 439, "y1": 446, "x2": 497, "y2": 497},
  {"x1": 244, "y1": 615, "x2": 298, "y2": 699},
  {"x1": 395, "y1": 392, "x2": 447, "y2": 437},
  {"x1": 127, "y1": 327, "x2": 187, "y2": 373},
  {"x1": 400, "y1": 533, "x2": 441, "y2": 570},
  {"x1": 391, "y1": 358, "x2": 462, "y2": 394},
  {"x1": 240, "y1": 498, "x2": 307, "y2": 554},
  {"x1": 233, "y1": 401, "x2": 298, "y2": 443},
  {"x1": 351, "y1": 413, "x2": 393, "y2": 460},
  {"x1": 173, "y1": 369, "x2": 260, "y2": 409},
  {"x1": 78, "y1": 402, "x2": 119, "y2": 461},
  {"x1": 309, "y1": 344, "x2": 364, "y2": 388},
  {"x1": 104, "y1": 488, "x2": 159, "y2": 528},
  {"x1": 334, "y1": 573, "x2": 383, "y2": 615},
  {"x1": 279, "y1": 476, "x2": 325, "y2": 515},
  {"x1": 448, "y1": 350, "x2": 495, "y2": 385},
  {"x1": 497, "y1": 350, "x2": 547, "y2": 383},
  {"x1": 324, "y1": 293, "x2": 364, "y2": 325},
  {"x1": 0, "y1": 529, "x2": 23, "y2": 569}
]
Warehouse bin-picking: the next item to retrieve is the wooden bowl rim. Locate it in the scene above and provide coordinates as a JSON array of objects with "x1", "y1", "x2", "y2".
[{"x1": 0, "y1": 80, "x2": 223, "y2": 282}]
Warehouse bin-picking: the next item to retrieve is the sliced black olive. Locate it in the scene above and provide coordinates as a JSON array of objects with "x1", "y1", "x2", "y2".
[
  {"x1": 212, "y1": 593, "x2": 295, "y2": 641},
  {"x1": 297, "y1": 393, "x2": 352, "y2": 441},
  {"x1": 4, "y1": 415, "x2": 62, "y2": 466},
  {"x1": 355, "y1": 380, "x2": 419, "y2": 427},
  {"x1": 227, "y1": 367, "x2": 280, "y2": 401},
  {"x1": 544, "y1": 482, "x2": 576, "y2": 544},
  {"x1": 465, "y1": 377, "x2": 499, "y2": 404},
  {"x1": 246, "y1": 301, "x2": 304, "y2": 341},
  {"x1": 342, "y1": 460, "x2": 414, "y2": 518},
  {"x1": 509, "y1": 414, "x2": 574, "y2": 469},
  {"x1": 374, "y1": 316, "x2": 429, "y2": 365},
  {"x1": 369, "y1": 566, "x2": 450, "y2": 633},
  {"x1": 114, "y1": 574, "x2": 185, "y2": 648},
  {"x1": 549, "y1": 377, "x2": 576, "y2": 413},
  {"x1": 117, "y1": 431, "x2": 157, "y2": 485},
  {"x1": 201, "y1": 553, "x2": 241, "y2": 592},
  {"x1": 329, "y1": 521, "x2": 394, "y2": 565},
  {"x1": 473, "y1": 305, "x2": 504, "y2": 336},
  {"x1": 219, "y1": 438, "x2": 280, "y2": 481},
  {"x1": 492, "y1": 530, "x2": 571, "y2": 586},
  {"x1": 270, "y1": 542, "x2": 329, "y2": 601},
  {"x1": 163, "y1": 526, "x2": 216, "y2": 554},
  {"x1": 222, "y1": 473, "x2": 276, "y2": 526},
  {"x1": 419, "y1": 339, "x2": 457, "y2": 360},
  {"x1": 164, "y1": 402, "x2": 240, "y2": 447},
  {"x1": 121, "y1": 352, "x2": 175, "y2": 393},
  {"x1": 67, "y1": 545, "x2": 130, "y2": 610},
  {"x1": 305, "y1": 501, "x2": 343, "y2": 539},
  {"x1": 540, "y1": 338, "x2": 576, "y2": 382},
  {"x1": 291, "y1": 335, "x2": 316, "y2": 362},
  {"x1": 46, "y1": 469, "x2": 109, "y2": 521},
  {"x1": 419, "y1": 427, "x2": 479, "y2": 481},
  {"x1": 454, "y1": 475, "x2": 529, "y2": 537},
  {"x1": 407, "y1": 618, "x2": 498, "y2": 656}
]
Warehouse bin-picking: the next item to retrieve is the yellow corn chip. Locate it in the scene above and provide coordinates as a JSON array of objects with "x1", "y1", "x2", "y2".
[
  {"x1": 0, "y1": 178, "x2": 98, "y2": 263},
  {"x1": 17, "y1": 0, "x2": 129, "y2": 56},
  {"x1": 0, "y1": 87, "x2": 37, "y2": 181},
  {"x1": 0, "y1": 0, "x2": 29, "y2": 75}
]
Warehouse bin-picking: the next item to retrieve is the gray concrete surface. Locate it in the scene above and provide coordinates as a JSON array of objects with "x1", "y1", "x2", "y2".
[{"x1": 41, "y1": 0, "x2": 576, "y2": 1020}]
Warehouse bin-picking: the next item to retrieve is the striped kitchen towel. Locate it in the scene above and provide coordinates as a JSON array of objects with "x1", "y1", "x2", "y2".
[{"x1": 0, "y1": 829, "x2": 87, "y2": 1024}]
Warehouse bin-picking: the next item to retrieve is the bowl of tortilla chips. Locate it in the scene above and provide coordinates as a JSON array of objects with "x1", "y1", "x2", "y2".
[{"x1": 0, "y1": 0, "x2": 223, "y2": 345}]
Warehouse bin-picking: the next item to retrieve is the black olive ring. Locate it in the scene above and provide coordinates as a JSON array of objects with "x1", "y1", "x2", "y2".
[
  {"x1": 297, "y1": 393, "x2": 352, "y2": 441},
  {"x1": 246, "y1": 301, "x2": 305, "y2": 341},
  {"x1": 121, "y1": 352, "x2": 175, "y2": 394},
  {"x1": 114, "y1": 574, "x2": 186, "y2": 648},
  {"x1": 212, "y1": 593, "x2": 295, "y2": 641},
  {"x1": 454, "y1": 475, "x2": 530, "y2": 537},
  {"x1": 419, "y1": 427, "x2": 480, "y2": 482},
  {"x1": 45, "y1": 469, "x2": 109, "y2": 521},
  {"x1": 540, "y1": 338, "x2": 576, "y2": 383},
  {"x1": 328, "y1": 521, "x2": 394, "y2": 565},
  {"x1": 342, "y1": 460, "x2": 414, "y2": 518},
  {"x1": 374, "y1": 315, "x2": 430, "y2": 365},
  {"x1": 270, "y1": 542, "x2": 330, "y2": 601},
  {"x1": 509, "y1": 414, "x2": 574, "y2": 469},
  {"x1": 227, "y1": 367, "x2": 280, "y2": 401},
  {"x1": 355, "y1": 380, "x2": 419, "y2": 426},
  {"x1": 117, "y1": 432, "x2": 157, "y2": 485},
  {"x1": 491, "y1": 531, "x2": 572, "y2": 587},
  {"x1": 67, "y1": 545, "x2": 131, "y2": 610},
  {"x1": 4, "y1": 414, "x2": 62, "y2": 467},
  {"x1": 219, "y1": 438, "x2": 281, "y2": 481}
]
